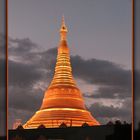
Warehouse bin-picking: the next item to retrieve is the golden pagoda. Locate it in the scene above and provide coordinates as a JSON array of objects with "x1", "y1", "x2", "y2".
[{"x1": 24, "y1": 16, "x2": 100, "y2": 129}]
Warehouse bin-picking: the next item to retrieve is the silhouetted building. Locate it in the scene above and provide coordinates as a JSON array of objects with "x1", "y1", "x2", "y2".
[
  {"x1": 9, "y1": 124, "x2": 131, "y2": 140},
  {"x1": 134, "y1": 122, "x2": 140, "y2": 140},
  {"x1": 0, "y1": 136, "x2": 6, "y2": 140}
]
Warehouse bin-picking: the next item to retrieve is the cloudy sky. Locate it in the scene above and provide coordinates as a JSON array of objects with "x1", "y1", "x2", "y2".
[{"x1": 8, "y1": 0, "x2": 132, "y2": 129}]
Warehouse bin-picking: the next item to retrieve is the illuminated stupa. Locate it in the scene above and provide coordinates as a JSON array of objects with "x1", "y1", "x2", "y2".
[{"x1": 24, "y1": 16, "x2": 100, "y2": 129}]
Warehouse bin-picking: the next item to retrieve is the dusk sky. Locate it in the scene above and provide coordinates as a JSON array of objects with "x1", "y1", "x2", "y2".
[{"x1": 8, "y1": 0, "x2": 132, "y2": 129}]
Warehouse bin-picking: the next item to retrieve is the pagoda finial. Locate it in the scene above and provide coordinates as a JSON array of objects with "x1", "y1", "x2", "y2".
[
  {"x1": 60, "y1": 15, "x2": 68, "y2": 41},
  {"x1": 62, "y1": 14, "x2": 65, "y2": 27}
]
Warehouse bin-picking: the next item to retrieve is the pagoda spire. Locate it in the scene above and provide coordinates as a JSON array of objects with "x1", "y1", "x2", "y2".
[
  {"x1": 60, "y1": 15, "x2": 68, "y2": 41},
  {"x1": 48, "y1": 16, "x2": 76, "y2": 89}
]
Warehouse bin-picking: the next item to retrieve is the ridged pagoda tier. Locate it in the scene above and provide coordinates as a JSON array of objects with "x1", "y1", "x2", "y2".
[{"x1": 24, "y1": 16, "x2": 100, "y2": 129}]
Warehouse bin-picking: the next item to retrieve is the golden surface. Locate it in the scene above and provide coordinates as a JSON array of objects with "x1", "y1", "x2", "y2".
[{"x1": 24, "y1": 17, "x2": 100, "y2": 129}]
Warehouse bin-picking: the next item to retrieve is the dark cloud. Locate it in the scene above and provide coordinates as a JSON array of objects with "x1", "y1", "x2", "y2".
[
  {"x1": 88, "y1": 100, "x2": 131, "y2": 124},
  {"x1": 8, "y1": 38, "x2": 57, "y2": 88},
  {"x1": 37, "y1": 47, "x2": 57, "y2": 71},
  {"x1": 0, "y1": 58, "x2": 6, "y2": 88},
  {"x1": 9, "y1": 87, "x2": 44, "y2": 112},
  {"x1": 0, "y1": 34, "x2": 6, "y2": 88},
  {"x1": 9, "y1": 37, "x2": 38, "y2": 53},
  {"x1": 0, "y1": 88, "x2": 6, "y2": 112},
  {"x1": 8, "y1": 60, "x2": 44, "y2": 88},
  {"x1": 84, "y1": 85, "x2": 131, "y2": 99},
  {"x1": 0, "y1": 33, "x2": 6, "y2": 58},
  {"x1": 71, "y1": 55, "x2": 131, "y2": 87}
]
